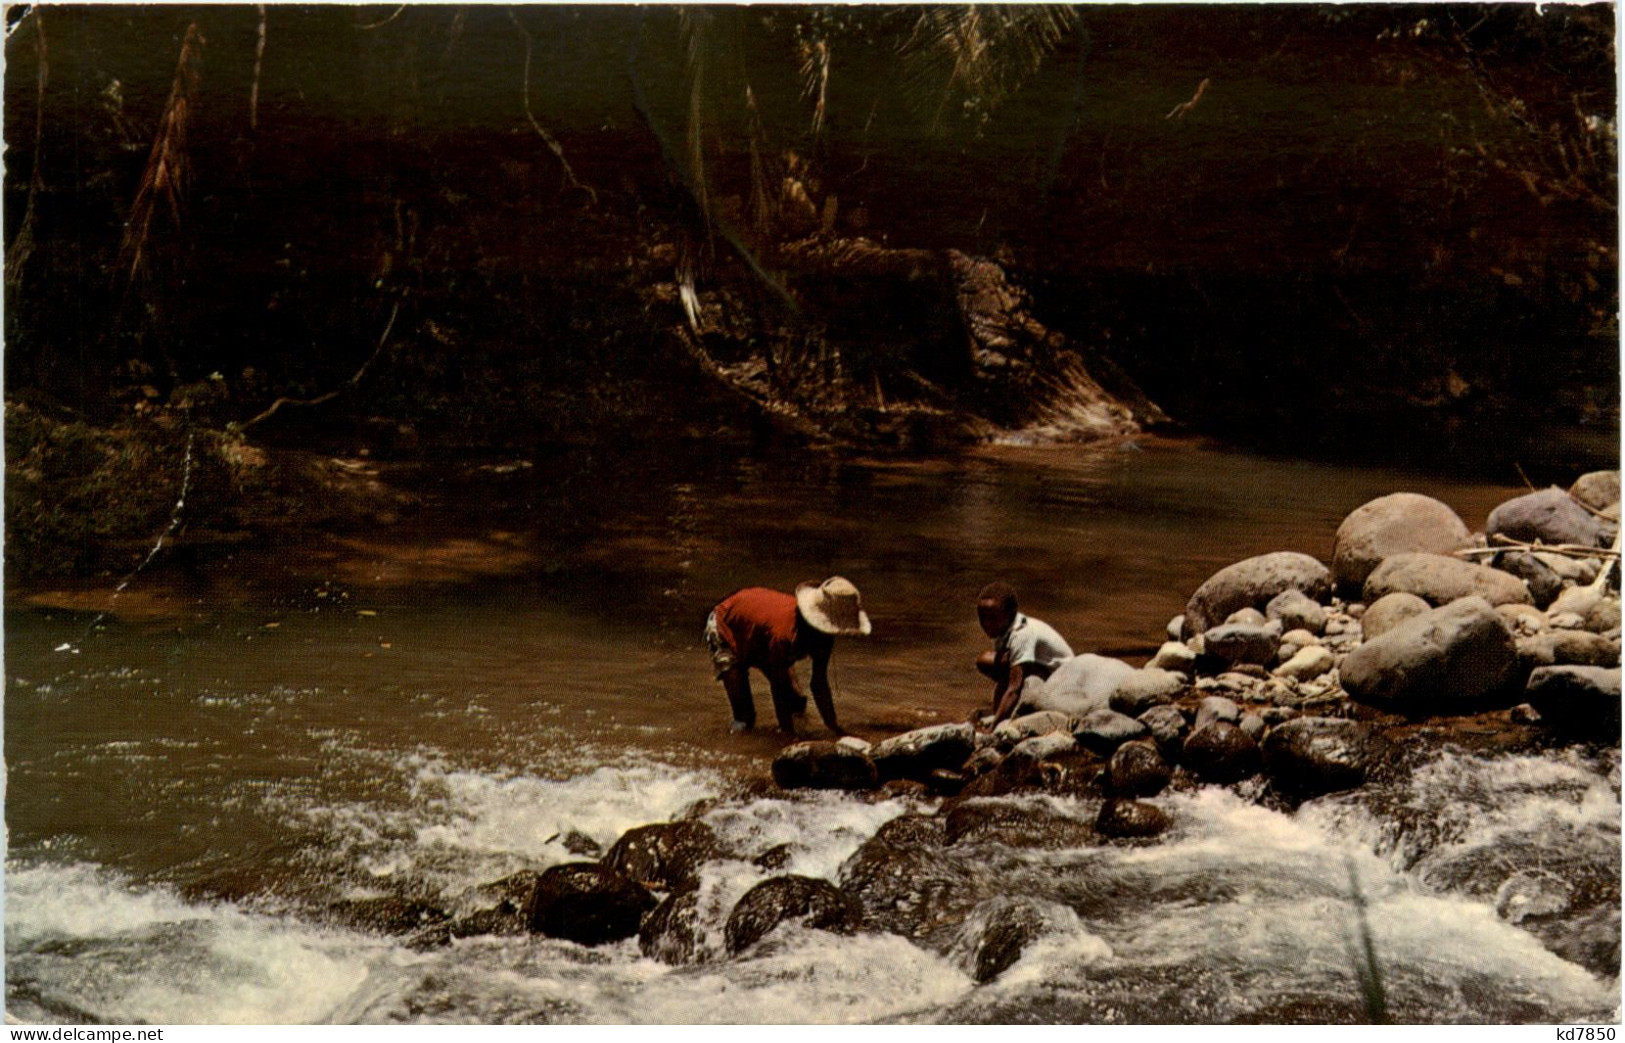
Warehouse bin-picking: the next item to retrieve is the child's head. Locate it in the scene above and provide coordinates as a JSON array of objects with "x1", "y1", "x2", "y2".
[{"x1": 976, "y1": 582, "x2": 1018, "y2": 638}]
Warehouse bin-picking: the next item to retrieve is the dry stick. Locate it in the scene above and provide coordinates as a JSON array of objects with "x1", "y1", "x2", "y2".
[
  {"x1": 239, "y1": 301, "x2": 400, "y2": 431},
  {"x1": 1165, "y1": 77, "x2": 1209, "y2": 121},
  {"x1": 508, "y1": 10, "x2": 597, "y2": 205},
  {"x1": 1455, "y1": 534, "x2": 1621, "y2": 560},
  {"x1": 355, "y1": 5, "x2": 406, "y2": 32},
  {"x1": 1513, "y1": 461, "x2": 1617, "y2": 521},
  {"x1": 249, "y1": 5, "x2": 266, "y2": 132}
]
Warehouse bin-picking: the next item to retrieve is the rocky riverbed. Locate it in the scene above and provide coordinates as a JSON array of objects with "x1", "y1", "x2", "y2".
[{"x1": 363, "y1": 470, "x2": 1621, "y2": 1016}]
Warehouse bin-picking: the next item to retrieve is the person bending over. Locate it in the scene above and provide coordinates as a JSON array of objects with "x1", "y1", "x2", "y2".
[
  {"x1": 705, "y1": 576, "x2": 871, "y2": 736},
  {"x1": 974, "y1": 581, "x2": 1073, "y2": 726}
]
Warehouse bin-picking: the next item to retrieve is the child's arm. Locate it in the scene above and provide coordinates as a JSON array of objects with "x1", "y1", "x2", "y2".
[{"x1": 991, "y1": 661, "x2": 1028, "y2": 725}]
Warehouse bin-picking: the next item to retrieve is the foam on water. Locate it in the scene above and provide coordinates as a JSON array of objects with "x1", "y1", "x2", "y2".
[{"x1": 6, "y1": 862, "x2": 380, "y2": 1025}]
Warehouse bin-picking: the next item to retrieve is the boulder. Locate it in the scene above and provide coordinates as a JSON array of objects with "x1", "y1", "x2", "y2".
[
  {"x1": 837, "y1": 816, "x2": 973, "y2": 946},
  {"x1": 1149, "y1": 641, "x2": 1198, "y2": 675},
  {"x1": 1008, "y1": 731, "x2": 1080, "y2": 765},
  {"x1": 1138, "y1": 704, "x2": 1189, "y2": 760},
  {"x1": 1332, "y1": 493, "x2": 1472, "y2": 590},
  {"x1": 1095, "y1": 799, "x2": 1171, "y2": 839},
  {"x1": 1494, "y1": 552, "x2": 1565, "y2": 608},
  {"x1": 1363, "y1": 552, "x2": 1533, "y2": 608},
  {"x1": 326, "y1": 896, "x2": 447, "y2": 936},
  {"x1": 1273, "y1": 645, "x2": 1336, "y2": 682},
  {"x1": 1570, "y1": 471, "x2": 1622, "y2": 512},
  {"x1": 943, "y1": 799, "x2": 1096, "y2": 849},
  {"x1": 1495, "y1": 870, "x2": 1574, "y2": 924},
  {"x1": 1182, "y1": 722, "x2": 1262, "y2": 783},
  {"x1": 1108, "y1": 667, "x2": 1187, "y2": 716},
  {"x1": 950, "y1": 898, "x2": 1065, "y2": 983},
  {"x1": 991, "y1": 711, "x2": 1074, "y2": 749},
  {"x1": 1260, "y1": 717, "x2": 1384, "y2": 796},
  {"x1": 1202, "y1": 621, "x2": 1283, "y2": 666},
  {"x1": 1516, "y1": 631, "x2": 1621, "y2": 669},
  {"x1": 1534, "y1": 550, "x2": 1603, "y2": 586},
  {"x1": 603, "y1": 821, "x2": 718, "y2": 893},
  {"x1": 724, "y1": 875, "x2": 860, "y2": 954},
  {"x1": 869, "y1": 723, "x2": 978, "y2": 782},
  {"x1": 963, "y1": 746, "x2": 1006, "y2": 776},
  {"x1": 639, "y1": 888, "x2": 708, "y2": 965},
  {"x1": 1194, "y1": 695, "x2": 1242, "y2": 733},
  {"x1": 525, "y1": 863, "x2": 657, "y2": 945},
  {"x1": 1523, "y1": 665, "x2": 1622, "y2": 734},
  {"x1": 1488, "y1": 487, "x2": 1615, "y2": 548},
  {"x1": 1361, "y1": 591, "x2": 1433, "y2": 641},
  {"x1": 771, "y1": 741, "x2": 879, "y2": 791},
  {"x1": 1226, "y1": 607, "x2": 1268, "y2": 627},
  {"x1": 1072, "y1": 708, "x2": 1149, "y2": 754},
  {"x1": 1107, "y1": 740, "x2": 1172, "y2": 797},
  {"x1": 1266, "y1": 589, "x2": 1328, "y2": 635},
  {"x1": 1023, "y1": 653, "x2": 1137, "y2": 717},
  {"x1": 1185, "y1": 552, "x2": 1333, "y2": 635},
  {"x1": 1341, "y1": 597, "x2": 1520, "y2": 709},
  {"x1": 1239, "y1": 713, "x2": 1267, "y2": 740}
]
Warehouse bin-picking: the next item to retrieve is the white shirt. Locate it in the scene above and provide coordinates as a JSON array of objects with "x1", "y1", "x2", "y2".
[{"x1": 996, "y1": 612, "x2": 1074, "y2": 672}]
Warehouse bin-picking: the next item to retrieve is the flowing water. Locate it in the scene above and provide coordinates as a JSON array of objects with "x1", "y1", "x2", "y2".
[{"x1": 5, "y1": 439, "x2": 1619, "y2": 1023}]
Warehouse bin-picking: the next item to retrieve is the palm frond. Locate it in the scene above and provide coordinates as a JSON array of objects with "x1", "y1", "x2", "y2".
[
  {"x1": 900, "y1": 5, "x2": 1078, "y2": 131},
  {"x1": 119, "y1": 20, "x2": 203, "y2": 289}
]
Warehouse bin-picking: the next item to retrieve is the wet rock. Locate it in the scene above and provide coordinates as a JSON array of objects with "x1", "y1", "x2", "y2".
[
  {"x1": 603, "y1": 820, "x2": 718, "y2": 892},
  {"x1": 1332, "y1": 492, "x2": 1472, "y2": 590},
  {"x1": 525, "y1": 863, "x2": 658, "y2": 946},
  {"x1": 1260, "y1": 716, "x2": 1384, "y2": 796},
  {"x1": 837, "y1": 815, "x2": 980, "y2": 947},
  {"x1": 1488, "y1": 487, "x2": 1615, "y2": 548},
  {"x1": 1260, "y1": 706, "x2": 1301, "y2": 726},
  {"x1": 639, "y1": 888, "x2": 708, "y2": 965},
  {"x1": 1138, "y1": 704, "x2": 1189, "y2": 760},
  {"x1": 1149, "y1": 641, "x2": 1198, "y2": 675},
  {"x1": 1571, "y1": 471, "x2": 1622, "y2": 512},
  {"x1": 1363, "y1": 553, "x2": 1533, "y2": 609},
  {"x1": 560, "y1": 830, "x2": 602, "y2": 857},
  {"x1": 835, "y1": 735, "x2": 873, "y2": 753},
  {"x1": 1225, "y1": 607, "x2": 1268, "y2": 627},
  {"x1": 1509, "y1": 703, "x2": 1543, "y2": 725},
  {"x1": 1194, "y1": 695, "x2": 1241, "y2": 733},
  {"x1": 1107, "y1": 740, "x2": 1172, "y2": 797},
  {"x1": 944, "y1": 799, "x2": 1096, "y2": 849},
  {"x1": 963, "y1": 746, "x2": 1006, "y2": 776},
  {"x1": 1108, "y1": 667, "x2": 1187, "y2": 716},
  {"x1": 1202, "y1": 621, "x2": 1283, "y2": 666},
  {"x1": 1516, "y1": 630, "x2": 1621, "y2": 670},
  {"x1": 1361, "y1": 591, "x2": 1431, "y2": 640},
  {"x1": 724, "y1": 875, "x2": 860, "y2": 955},
  {"x1": 1273, "y1": 644, "x2": 1336, "y2": 682},
  {"x1": 1182, "y1": 722, "x2": 1262, "y2": 783},
  {"x1": 771, "y1": 740, "x2": 879, "y2": 791},
  {"x1": 1495, "y1": 552, "x2": 1565, "y2": 608},
  {"x1": 1185, "y1": 552, "x2": 1332, "y2": 635},
  {"x1": 1266, "y1": 589, "x2": 1328, "y2": 635},
  {"x1": 326, "y1": 895, "x2": 448, "y2": 935},
  {"x1": 1495, "y1": 870, "x2": 1573, "y2": 924},
  {"x1": 754, "y1": 844, "x2": 794, "y2": 871},
  {"x1": 1095, "y1": 798, "x2": 1172, "y2": 838},
  {"x1": 949, "y1": 897, "x2": 1066, "y2": 982},
  {"x1": 1072, "y1": 708, "x2": 1149, "y2": 754},
  {"x1": 1026, "y1": 653, "x2": 1136, "y2": 716},
  {"x1": 870, "y1": 722, "x2": 977, "y2": 782},
  {"x1": 927, "y1": 768, "x2": 970, "y2": 795},
  {"x1": 1009, "y1": 730, "x2": 1080, "y2": 764},
  {"x1": 1342, "y1": 597, "x2": 1520, "y2": 710},
  {"x1": 1523, "y1": 665, "x2": 1622, "y2": 734},
  {"x1": 991, "y1": 710, "x2": 1074, "y2": 749}
]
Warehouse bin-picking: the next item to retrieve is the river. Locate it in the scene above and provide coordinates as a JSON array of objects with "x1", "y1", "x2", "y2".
[{"x1": 5, "y1": 438, "x2": 1618, "y2": 1023}]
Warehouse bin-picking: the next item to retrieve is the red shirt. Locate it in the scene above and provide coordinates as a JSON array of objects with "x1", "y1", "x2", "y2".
[{"x1": 712, "y1": 588, "x2": 829, "y2": 674}]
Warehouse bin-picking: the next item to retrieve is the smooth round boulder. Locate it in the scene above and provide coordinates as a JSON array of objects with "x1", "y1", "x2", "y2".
[
  {"x1": 1571, "y1": 471, "x2": 1622, "y2": 512},
  {"x1": 951, "y1": 898, "x2": 1065, "y2": 983},
  {"x1": 1516, "y1": 631, "x2": 1621, "y2": 669},
  {"x1": 1202, "y1": 621, "x2": 1283, "y2": 666},
  {"x1": 1149, "y1": 641, "x2": 1198, "y2": 675},
  {"x1": 1072, "y1": 708, "x2": 1149, "y2": 754},
  {"x1": 1494, "y1": 552, "x2": 1565, "y2": 608},
  {"x1": 724, "y1": 875, "x2": 860, "y2": 954},
  {"x1": 603, "y1": 821, "x2": 718, "y2": 893},
  {"x1": 525, "y1": 863, "x2": 658, "y2": 946},
  {"x1": 1108, "y1": 667, "x2": 1187, "y2": 716},
  {"x1": 943, "y1": 799, "x2": 1096, "y2": 849},
  {"x1": 1523, "y1": 665, "x2": 1622, "y2": 734},
  {"x1": 1260, "y1": 717, "x2": 1384, "y2": 796},
  {"x1": 1266, "y1": 588, "x2": 1328, "y2": 635},
  {"x1": 1488, "y1": 487, "x2": 1615, "y2": 549},
  {"x1": 1096, "y1": 799, "x2": 1171, "y2": 839},
  {"x1": 1341, "y1": 597, "x2": 1520, "y2": 709},
  {"x1": 1023, "y1": 653, "x2": 1136, "y2": 717},
  {"x1": 869, "y1": 722, "x2": 977, "y2": 782},
  {"x1": 1184, "y1": 552, "x2": 1333, "y2": 635},
  {"x1": 1225, "y1": 607, "x2": 1268, "y2": 627},
  {"x1": 1363, "y1": 552, "x2": 1533, "y2": 608},
  {"x1": 991, "y1": 710, "x2": 1074, "y2": 750},
  {"x1": 772, "y1": 741, "x2": 879, "y2": 791},
  {"x1": 1332, "y1": 493, "x2": 1472, "y2": 590},
  {"x1": 1107, "y1": 740, "x2": 1172, "y2": 797},
  {"x1": 1361, "y1": 591, "x2": 1432, "y2": 640},
  {"x1": 1182, "y1": 722, "x2": 1262, "y2": 783},
  {"x1": 1194, "y1": 695, "x2": 1241, "y2": 733}
]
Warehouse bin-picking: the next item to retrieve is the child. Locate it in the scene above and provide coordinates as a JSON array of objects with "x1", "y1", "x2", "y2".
[{"x1": 974, "y1": 581, "x2": 1073, "y2": 726}]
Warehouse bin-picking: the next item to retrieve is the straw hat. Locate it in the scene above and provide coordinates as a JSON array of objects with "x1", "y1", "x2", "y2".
[{"x1": 795, "y1": 576, "x2": 872, "y2": 636}]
